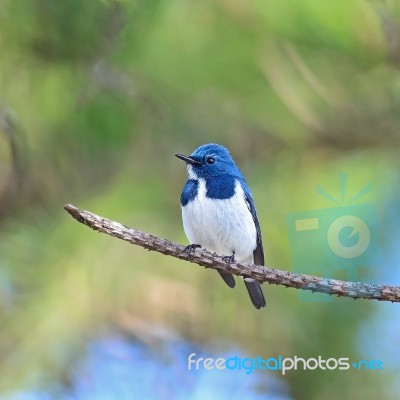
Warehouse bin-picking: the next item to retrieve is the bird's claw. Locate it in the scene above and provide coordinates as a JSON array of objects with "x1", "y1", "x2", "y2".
[
  {"x1": 222, "y1": 254, "x2": 235, "y2": 264},
  {"x1": 184, "y1": 244, "x2": 201, "y2": 257}
]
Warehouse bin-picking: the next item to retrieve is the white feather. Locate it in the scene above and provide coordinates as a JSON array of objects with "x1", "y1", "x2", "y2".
[
  {"x1": 182, "y1": 178, "x2": 257, "y2": 263},
  {"x1": 186, "y1": 165, "x2": 198, "y2": 180}
]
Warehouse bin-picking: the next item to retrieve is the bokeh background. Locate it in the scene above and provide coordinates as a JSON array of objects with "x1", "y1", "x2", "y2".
[{"x1": 1, "y1": 0, "x2": 400, "y2": 399}]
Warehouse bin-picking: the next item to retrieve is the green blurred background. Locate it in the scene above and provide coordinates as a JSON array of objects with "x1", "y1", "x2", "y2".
[{"x1": 1, "y1": 0, "x2": 400, "y2": 398}]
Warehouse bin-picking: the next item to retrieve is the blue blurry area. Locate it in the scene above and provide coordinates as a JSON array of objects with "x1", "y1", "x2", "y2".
[
  {"x1": 7, "y1": 336, "x2": 291, "y2": 400},
  {"x1": 358, "y1": 236, "x2": 400, "y2": 371},
  {"x1": 358, "y1": 192, "x2": 400, "y2": 376}
]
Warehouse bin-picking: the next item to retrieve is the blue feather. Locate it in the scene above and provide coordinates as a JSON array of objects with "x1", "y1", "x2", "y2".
[
  {"x1": 205, "y1": 175, "x2": 235, "y2": 199},
  {"x1": 180, "y1": 179, "x2": 198, "y2": 206}
]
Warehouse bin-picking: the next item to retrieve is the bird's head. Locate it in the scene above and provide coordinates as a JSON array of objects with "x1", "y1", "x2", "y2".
[{"x1": 176, "y1": 143, "x2": 240, "y2": 179}]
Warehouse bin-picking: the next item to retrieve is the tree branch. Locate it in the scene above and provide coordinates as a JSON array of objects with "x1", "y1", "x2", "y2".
[{"x1": 64, "y1": 204, "x2": 400, "y2": 303}]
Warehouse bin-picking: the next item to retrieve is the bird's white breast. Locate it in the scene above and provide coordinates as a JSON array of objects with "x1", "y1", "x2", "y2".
[{"x1": 181, "y1": 178, "x2": 257, "y2": 263}]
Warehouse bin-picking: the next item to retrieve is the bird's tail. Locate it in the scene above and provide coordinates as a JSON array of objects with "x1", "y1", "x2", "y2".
[
  {"x1": 244, "y1": 278, "x2": 266, "y2": 309},
  {"x1": 218, "y1": 271, "x2": 236, "y2": 288}
]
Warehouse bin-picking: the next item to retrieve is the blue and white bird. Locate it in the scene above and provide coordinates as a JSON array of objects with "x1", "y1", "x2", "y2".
[{"x1": 176, "y1": 143, "x2": 266, "y2": 309}]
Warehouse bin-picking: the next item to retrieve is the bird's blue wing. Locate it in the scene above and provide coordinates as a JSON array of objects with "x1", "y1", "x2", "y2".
[
  {"x1": 242, "y1": 182, "x2": 264, "y2": 266},
  {"x1": 181, "y1": 179, "x2": 198, "y2": 206}
]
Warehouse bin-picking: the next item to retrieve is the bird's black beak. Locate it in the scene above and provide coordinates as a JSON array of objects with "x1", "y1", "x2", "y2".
[{"x1": 175, "y1": 154, "x2": 201, "y2": 166}]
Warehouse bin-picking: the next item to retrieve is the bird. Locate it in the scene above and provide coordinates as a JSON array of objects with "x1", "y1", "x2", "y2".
[{"x1": 175, "y1": 143, "x2": 266, "y2": 309}]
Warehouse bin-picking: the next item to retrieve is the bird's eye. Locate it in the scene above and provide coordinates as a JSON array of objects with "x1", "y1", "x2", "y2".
[{"x1": 205, "y1": 156, "x2": 215, "y2": 165}]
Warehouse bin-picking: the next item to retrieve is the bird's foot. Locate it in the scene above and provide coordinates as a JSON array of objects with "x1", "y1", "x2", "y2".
[
  {"x1": 183, "y1": 244, "x2": 201, "y2": 257},
  {"x1": 222, "y1": 253, "x2": 235, "y2": 271}
]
